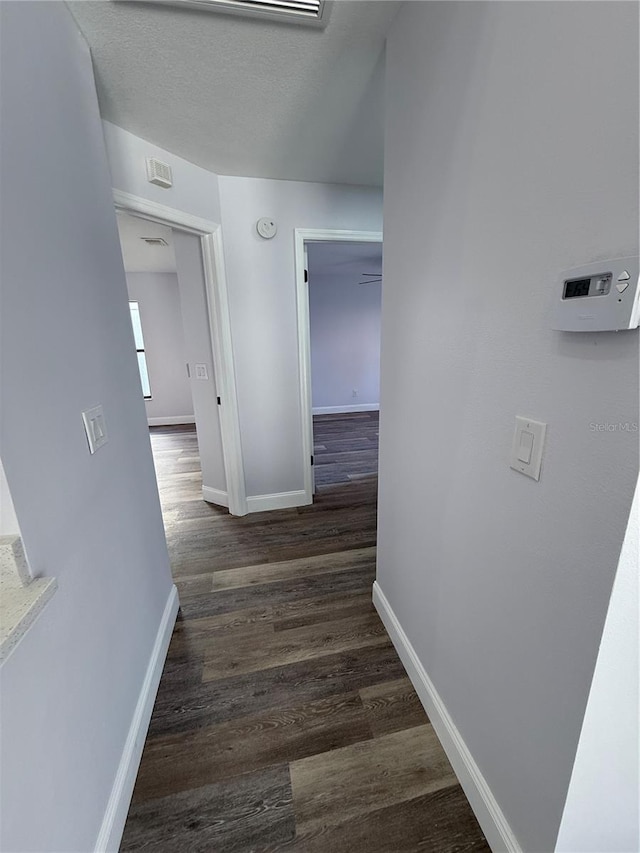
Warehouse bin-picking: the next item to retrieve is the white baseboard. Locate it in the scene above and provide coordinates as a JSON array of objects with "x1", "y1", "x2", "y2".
[
  {"x1": 202, "y1": 486, "x2": 229, "y2": 508},
  {"x1": 372, "y1": 581, "x2": 522, "y2": 853},
  {"x1": 147, "y1": 416, "x2": 195, "y2": 426},
  {"x1": 94, "y1": 585, "x2": 179, "y2": 853},
  {"x1": 246, "y1": 489, "x2": 310, "y2": 513},
  {"x1": 312, "y1": 404, "x2": 379, "y2": 415}
]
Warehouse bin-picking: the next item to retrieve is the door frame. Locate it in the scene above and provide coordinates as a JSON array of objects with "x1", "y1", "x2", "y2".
[
  {"x1": 294, "y1": 228, "x2": 383, "y2": 503},
  {"x1": 114, "y1": 190, "x2": 247, "y2": 516}
]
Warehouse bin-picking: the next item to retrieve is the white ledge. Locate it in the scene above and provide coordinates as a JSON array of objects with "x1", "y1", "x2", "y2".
[
  {"x1": 0, "y1": 575, "x2": 58, "y2": 664},
  {"x1": 0, "y1": 537, "x2": 58, "y2": 664}
]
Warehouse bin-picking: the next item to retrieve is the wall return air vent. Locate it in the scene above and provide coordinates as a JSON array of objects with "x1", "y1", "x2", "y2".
[
  {"x1": 140, "y1": 237, "x2": 169, "y2": 246},
  {"x1": 134, "y1": 0, "x2": 330, "y2": 27}
]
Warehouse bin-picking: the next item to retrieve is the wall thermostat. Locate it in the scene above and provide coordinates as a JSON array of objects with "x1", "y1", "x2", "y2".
[
  {"x1": 552, "y1": 256, "x2": 639, "y2": 332},
  {"x1": 256, "y1": 217, "x2": 277, "y2": 239}
]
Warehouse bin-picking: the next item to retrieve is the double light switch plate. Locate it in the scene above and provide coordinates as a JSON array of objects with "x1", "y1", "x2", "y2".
[{"x1": 510, "y1": 416, "x2": 546, "y2": 481}]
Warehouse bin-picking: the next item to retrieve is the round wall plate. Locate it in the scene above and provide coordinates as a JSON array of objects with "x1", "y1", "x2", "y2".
[{"x1": 256, "y1": 217, "x2": 277, "y2": 239}]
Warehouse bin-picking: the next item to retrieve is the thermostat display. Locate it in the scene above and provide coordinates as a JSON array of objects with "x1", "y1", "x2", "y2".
[
  {"x1": 563, "y1": 274, "x2": 611, "y2": 299},
  {"x1": 553, "y1": 256, "x2": 639, "y2": 331},
  {"x1": 564, "y1": 278, "x2": 591, "y2": 299}
]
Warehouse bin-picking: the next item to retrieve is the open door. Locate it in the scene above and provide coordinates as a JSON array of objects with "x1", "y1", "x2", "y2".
[
  {"x1": 304, "y1": 242, "x2": 316, "y2": 496},
  {"x1": 295, "y1": 229, "x2": 383, "y2": 506}
]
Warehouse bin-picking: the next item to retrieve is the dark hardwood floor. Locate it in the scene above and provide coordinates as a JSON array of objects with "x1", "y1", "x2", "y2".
[
  {"x1": 120, "y1": 413, "x2": 489, "y2": 852},
  {"x1": 312, "y1": 411, "x2": 379, "y2": 485}
]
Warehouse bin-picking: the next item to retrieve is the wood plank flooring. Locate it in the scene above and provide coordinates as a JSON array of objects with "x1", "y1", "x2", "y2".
[
  {"x1": 312, "y1": 411, "x2": 379, "y2": 485},
  {"x1": 120, "y1": 413, "x2": 489, "y2": 852}
]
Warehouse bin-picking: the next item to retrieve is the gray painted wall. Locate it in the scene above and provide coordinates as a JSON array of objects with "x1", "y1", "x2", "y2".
[
  {"x1": 126, "y1": 272, "x2": 194, "y2": 423},
  {"x1": 102, "y1": 120, "x2": 223, "y2": 224},
  {"x1": 309, "y1": 271, "x2": 381, "y2": 411},
  {"x1": 173, "y1": 230, "x2": 227, "y2": 496},
  {"x1": 0, "y1": 4, "x2": 173, "y2": 850},
  {"x1": 378, "y1": 2, "x2": 639, "y2": 851},
  {"x1": 218, "y1": 176, "x2": 383, "y2": 497}
]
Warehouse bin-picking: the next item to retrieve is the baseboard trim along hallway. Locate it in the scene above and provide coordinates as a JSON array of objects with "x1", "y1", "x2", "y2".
[
  {"x1": 246, "y1": 489, "x2": 310, "y2": 513},
  {"x1": 147, "y1": 417, "x2": 196, "y2": 426},
  {"x1": 312, "y1": 404, "x2": 380, "y2": 415},
  {"x1": 372, "y1": 581, "x2": 522, "y2": 853},
  {"x1": 95, "y1": 585, "x2": 180, "y2": 853},
  {"x1": 201, "y1": 486, "x2": 229, "y2": 508}
]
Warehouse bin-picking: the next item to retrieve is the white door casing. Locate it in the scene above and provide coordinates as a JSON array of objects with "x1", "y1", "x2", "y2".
[
  {"x1": 114, "y1": 190, "x2": 248, "y2": 516},
  {"x1": 294, "y1": 228, "x2": 383, "y2": 505}
]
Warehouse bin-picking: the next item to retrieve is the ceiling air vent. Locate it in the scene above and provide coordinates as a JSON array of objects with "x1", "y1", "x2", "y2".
[
  {"x1": 141, "y1": 237, "x2": 169, "y2": 246},
  {"x1": 135, "y1": 0, "x2": 330, "y2": 27},
  {"x1": 146, "y1": 157, "x2": 173, "y2": 188}
]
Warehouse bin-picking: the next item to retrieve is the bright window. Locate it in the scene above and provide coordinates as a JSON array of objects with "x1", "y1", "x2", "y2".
[{"x1": 129, "y1": 301, "x2": 152, "y2": 399}]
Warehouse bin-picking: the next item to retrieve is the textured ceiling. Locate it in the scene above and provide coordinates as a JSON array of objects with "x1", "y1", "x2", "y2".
[
  {"x1": 68, "y1": 0, "x2": 400, "y2": 186},
  {"x1": 307, "y1": 241, "x2": 382, "y2": 282},
  {"x1": 117, "y1": 212, "x2": 177, "y2": 273}
]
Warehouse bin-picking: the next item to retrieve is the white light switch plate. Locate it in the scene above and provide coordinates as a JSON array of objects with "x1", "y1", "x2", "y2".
[
  {"x1": 510, "y1": 416, "x2": 546, "y2": 481},
  {"x1": 82, "y1": 405, "x2": 108, "y2": 454},
  {"x1": 194, "y1": 363, "x2": 209, "y2": 380}
]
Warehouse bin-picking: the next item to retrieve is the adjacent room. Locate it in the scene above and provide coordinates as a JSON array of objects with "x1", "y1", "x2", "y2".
[
  {"x1": 307, "y1": 240, "x2": 382, "y2": 489},
  {"x1": 117, "y1": 212, "x2": 195, "y2": 430}
]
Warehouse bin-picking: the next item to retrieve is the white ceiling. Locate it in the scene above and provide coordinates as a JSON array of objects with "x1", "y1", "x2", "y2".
[
  {"x1": 67, "y1": 0, "x2": 399, "y2": 187},
  {"x1": 307, "y1": 240, "x2": 382, "y2": 282},
  {"x1": 116, "y1": 212, "x2": 177, "y2": 273}
]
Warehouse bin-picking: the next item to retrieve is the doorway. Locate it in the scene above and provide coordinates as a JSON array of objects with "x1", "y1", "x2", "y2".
[
  {"x1": 294, "y1": 229, "x2": 383, "y2": 503},
  {"x1": 113, "y1": 192, "x2": 247, "y2": 516}
]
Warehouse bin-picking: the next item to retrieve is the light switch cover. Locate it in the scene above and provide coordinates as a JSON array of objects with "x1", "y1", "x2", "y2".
[
  {"x1": 82, "y1": 405, "x2": 108, "y2": 454},
  {"x1": 510, "y1": 416, "x2": 546, "y2": 481}
]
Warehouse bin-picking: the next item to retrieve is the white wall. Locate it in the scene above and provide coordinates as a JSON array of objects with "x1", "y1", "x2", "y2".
[
  {"x1": 218, "y1": 176, "x2": 383, "y2": 497},
  {"x1": 173, "y1": 231, "x2": 227, "y2": 497},
  {"x1": 126, "y1": 272, "x2": 194, "y2": 424},
  {"x1": 556, "y1": 476, "x2": 639, "y2": 853},
  {"x1": 0, "y1": 4, "x2": 174, "y2": 851},
  {"x1": 309, "y1": 271, "x2": 381, "y2": 411},
  {"x1": 102, "y1": 120, "x2": 222, "y2": 223},
  {"x1": 378, "y1": 3, "x2": 638, "y2": 852},
  {"x1": 0, "y1": 458, "x2": 19, "y2": 536}
]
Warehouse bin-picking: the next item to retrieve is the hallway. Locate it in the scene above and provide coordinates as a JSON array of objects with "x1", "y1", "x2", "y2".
[{"x1": 120, "y1": 415, "x2": 489, "y2": 852}]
